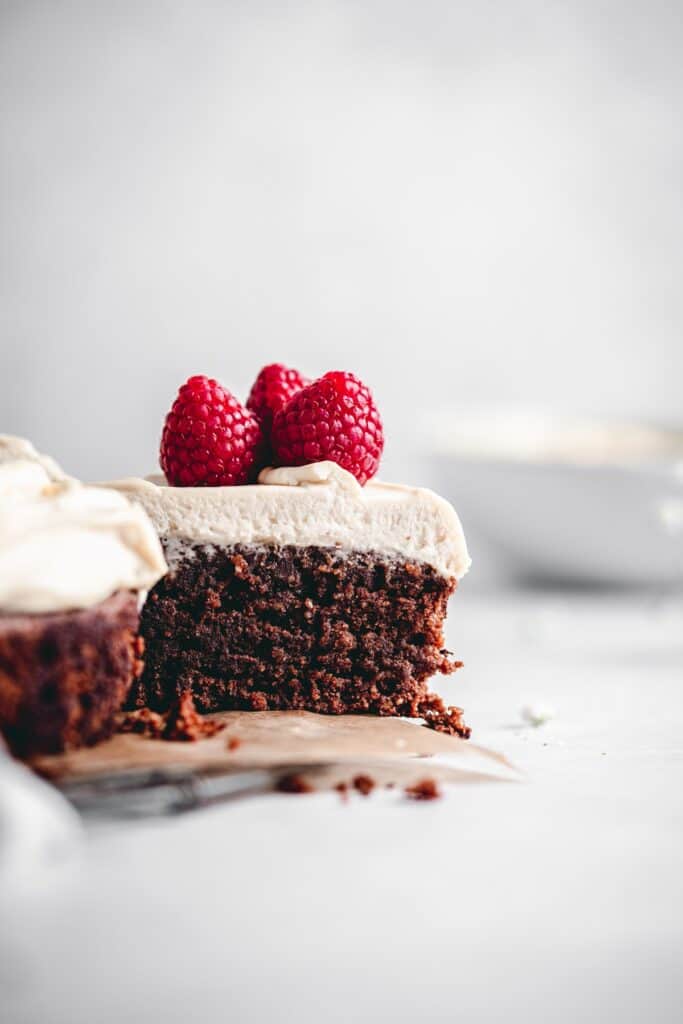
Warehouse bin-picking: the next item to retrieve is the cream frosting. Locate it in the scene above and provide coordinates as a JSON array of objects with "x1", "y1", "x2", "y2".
[
  {"x1": 0, "y1": 447, "x2": 167, "y2": 615},
  {"x1": 0, "y1": 460, "x2": 54, "y2": 500},
  {"x1": 104, "y1": 461, "x2": 471, "y2": 580},
  {"x1": 0, "y1": 435, "x2": 67, "y2": 482}
]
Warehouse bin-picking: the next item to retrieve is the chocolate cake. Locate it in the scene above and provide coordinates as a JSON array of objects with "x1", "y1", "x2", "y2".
[
  {"x1": 0, "y1": 437, "x2": 167, "y2": 755},
  {"x1": 0, "y1": 591, "x2": 142, "y2": 756},
  {"x1": 107, "y1": 460, "x2": 471, "y2": 735}
]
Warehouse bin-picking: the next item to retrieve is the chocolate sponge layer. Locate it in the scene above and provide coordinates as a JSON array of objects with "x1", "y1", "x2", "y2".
[
  {"x1": 132, "y1": 544, "x2": 469, "y2": 737},
  {"x1": 0, "y1": 590, "x2": 142, "y2": 756}
]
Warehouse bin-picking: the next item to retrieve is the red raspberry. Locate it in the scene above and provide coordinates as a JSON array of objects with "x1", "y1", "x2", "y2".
[
  {"x1": 160, "y1": 375, "x2": 265, "y2": 487},
  {"x1": 271, "y1": 371, "x2": 384, "y2": 485},
  {"x1": 246, "y1": 363, "x2": 309, "y2": 434}
]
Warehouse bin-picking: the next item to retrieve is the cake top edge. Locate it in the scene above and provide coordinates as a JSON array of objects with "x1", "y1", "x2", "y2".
[
  {"x1": 102, "y1": 463, "x2": 471, "y2": 581},
  {"x1": 102, "y1": 461, "x2": 452, "y2": 504}
]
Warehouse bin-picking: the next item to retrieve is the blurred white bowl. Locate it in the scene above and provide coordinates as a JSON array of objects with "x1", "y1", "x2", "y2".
[{"x1": 426, "y1": 412, "x2": 683, "y2": 586}]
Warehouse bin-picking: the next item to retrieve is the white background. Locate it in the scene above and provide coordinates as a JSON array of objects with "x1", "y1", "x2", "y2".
[
  {"x1": 1, "y1": 1, "x2": 682, "y2": 481},
  {"x1": 2, "y1": 7, "x2": 682, "y2": 1021}
]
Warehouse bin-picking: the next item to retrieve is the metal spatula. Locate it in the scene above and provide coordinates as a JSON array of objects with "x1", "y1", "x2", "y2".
[{"x1": 57, "y1": 765, "x2": 321, "y2": 819}]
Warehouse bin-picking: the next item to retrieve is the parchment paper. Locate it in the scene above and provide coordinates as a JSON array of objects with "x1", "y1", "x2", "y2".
[{"x1": 30, "y1": 711, "x2": 519, "y2": 792}]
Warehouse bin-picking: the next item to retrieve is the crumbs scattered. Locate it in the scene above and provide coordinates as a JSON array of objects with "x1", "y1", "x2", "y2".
[
  {"x1": 413, "y1": 693, "x2": 471, "y2": 739},
  {"x1": 352, "y1": 773, "x2": 376, "y2": 796},
  {"x1": 405, "y1": 778, "x2": 441, "y2": 801},
  {"x1": 117, "y1": 706, "x2": 166, "y2": 739},
  {"x1": 276, "y1": 772, "x2": 314, "y2": 794},
  {"x1": 118, "y1": 691, "x2": 226, "y2": 743},
  {"x1": 164, "y1": 691, "x2": 226, "y2": 742},
  {"x1": 275, "y1": 773, "x2": 444, "y2": 800}
]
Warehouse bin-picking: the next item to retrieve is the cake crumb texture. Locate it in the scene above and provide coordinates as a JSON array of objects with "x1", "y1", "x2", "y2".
[
  {"x1": 118, "y1": 690, "x2": 226, "y2": 742},
  {"x1": 163, "y1": 690, "x2": 226, "y2": 742},
  {"x1": 0, "y1": 591, "x2": 140, "y2": 756},
  {"x1": 118, "y1": 705, "x2": 166, "y2": 739},
  {"x1": 132, "y1": 545, "x2": 469, "y2": 736}
]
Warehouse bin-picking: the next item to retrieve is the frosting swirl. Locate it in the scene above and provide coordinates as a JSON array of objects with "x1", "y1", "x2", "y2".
[
  {"x1": 257, "y1": 461, "x2": 362, "y2": 492},
  {"x1": 0, "y1": 440, "x2": 167, "y2": 614},
  {"x1": 0, "y1": 434, "x2": 67, "y2": 483}
]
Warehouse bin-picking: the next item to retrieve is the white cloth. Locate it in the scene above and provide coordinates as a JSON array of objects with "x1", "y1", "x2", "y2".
[{"x1": 0, "y1": 740, "x2": 81, "y2": 892}]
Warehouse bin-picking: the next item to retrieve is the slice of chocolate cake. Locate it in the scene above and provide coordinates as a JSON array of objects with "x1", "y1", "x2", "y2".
[
  {"x1": 0, "y1": 438, "x2": 167, "y2": 756},
  {"x1": 107, "y1": 460, "x2": 472, "y2": 734}
]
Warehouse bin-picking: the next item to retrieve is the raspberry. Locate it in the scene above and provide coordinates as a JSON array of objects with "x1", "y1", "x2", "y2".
[
  {"x1": 160, "y1": 375, "x2": 265, "y2": 487},
  {"x1": 271, "y1": 371, "x2": 384, "y2": 485},
  {"x1": 246, "y1": 363, "x2": 309, "y2": 434}
]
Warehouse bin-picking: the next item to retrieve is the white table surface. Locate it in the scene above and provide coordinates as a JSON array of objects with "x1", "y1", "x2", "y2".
[{"x1": 2, "y1": 585, "x2": 682, "y2": 1024}]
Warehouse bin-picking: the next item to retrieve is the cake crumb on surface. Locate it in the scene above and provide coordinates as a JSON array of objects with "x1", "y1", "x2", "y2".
[
  {"x1": 118, "y1": 706, "x2": 166, "y2": 739},
  {"x1": 118, "y1": 691, "x2": 225, "y2": 743},
  {"x1": 276, "y1": 772, "x2": 314, "y2": 794},
  {"x1": 413, "y1": 692, "x2": 470, "y2": 738},
  {"x1": 163, "y1": 691, "x2": 226, "y2": 742},
  {"x1": 352, "y1": 773, "x2": 376, "y2": 796},
  {"x1": 405, "y1": 778, "x2": 442, "y2": 801}
]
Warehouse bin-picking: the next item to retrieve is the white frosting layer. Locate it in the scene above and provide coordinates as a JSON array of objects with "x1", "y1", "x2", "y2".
[
  {"x1": 105, "y1": 461, "x2": 471, "y2": 580},
  {"x1": 0, "y1": 447, "x2": 167, "y2": 614},
  {"x1": 0, "y1": 435, "x2": 67, "y2": 483}
]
